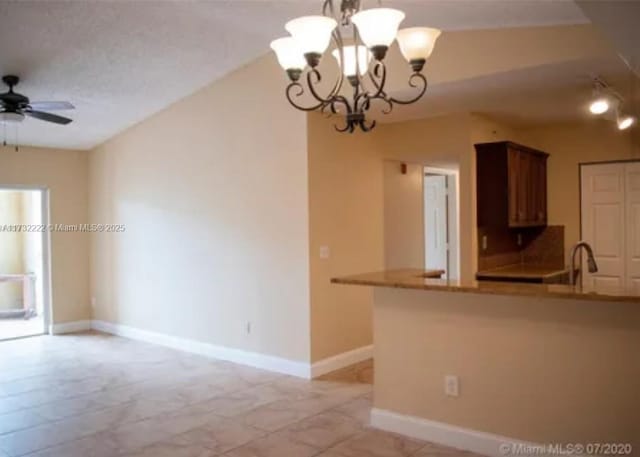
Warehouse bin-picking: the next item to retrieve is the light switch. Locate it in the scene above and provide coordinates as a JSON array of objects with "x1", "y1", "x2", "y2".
[{"x1": 319, "y1": 246, "x2": 330, "y2": 259}]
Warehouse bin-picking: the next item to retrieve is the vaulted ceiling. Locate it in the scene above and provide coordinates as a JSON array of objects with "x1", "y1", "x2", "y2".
[{"x1": 0, "y1": 0, "x2": 634, "y2": 150}]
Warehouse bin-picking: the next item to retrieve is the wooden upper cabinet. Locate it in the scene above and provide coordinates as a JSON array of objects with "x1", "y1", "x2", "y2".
[{"x1": 476, "y1": 141, "x2": 548, "y2": 228}]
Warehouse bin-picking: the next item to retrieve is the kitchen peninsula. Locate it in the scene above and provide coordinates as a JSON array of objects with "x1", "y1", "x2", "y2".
[{"x1": 332, "y1": 269, "x2": 640, "y2": 456}]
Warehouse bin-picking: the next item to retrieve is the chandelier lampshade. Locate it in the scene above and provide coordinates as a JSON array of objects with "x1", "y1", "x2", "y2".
[
  {"x1": 285, "y1": 16, "x2": 337, "y2": 66},
  {"x1": 351, "y1": 8, "x2": 405, "y2": 59},
  {"x1": 270, "y1": 37, "x2": 307, "y2": 79},
  {"x1": 397, "y1": 27, "x2": 441, "y2": 71},
  {"x1": 271, "y1": 0, "x2": 441, "y2": 133},
  {"x1": 332, "y1": 45, "x2": 371, "y2": 78}
]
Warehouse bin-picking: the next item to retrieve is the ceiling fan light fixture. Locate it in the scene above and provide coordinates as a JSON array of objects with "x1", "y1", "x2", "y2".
[{"x1": 0, "y1": 111, "x2": 25, "y2": 124}]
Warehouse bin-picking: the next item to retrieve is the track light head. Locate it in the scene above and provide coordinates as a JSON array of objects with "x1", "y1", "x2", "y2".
[
  {"x1": 617, "y1": 115, "x2": 635, "y2": 130},
  {"x1": 589, "y1": 98, "x2": 610, "y2": 115}
]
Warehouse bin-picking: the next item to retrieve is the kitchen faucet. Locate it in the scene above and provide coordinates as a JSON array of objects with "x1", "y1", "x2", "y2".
[{"x1": 569, "y1": 241, "x2": 598, "y2": 286}]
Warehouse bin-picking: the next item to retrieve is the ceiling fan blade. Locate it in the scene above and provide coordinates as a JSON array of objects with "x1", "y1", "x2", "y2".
[
  {"x1": 28, "y1": 101, "x2": 75, "y2": 111},
  {"x1": 25, "y1": 110, "x2": 73, "y2": 125}
]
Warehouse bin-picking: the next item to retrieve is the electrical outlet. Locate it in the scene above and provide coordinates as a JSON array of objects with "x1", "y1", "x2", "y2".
[
  {"x1": 246, "y1": 321, "x2": 251, "y2": 334},
  {"x1": 482, "y1": 236, "x2": 487, "y2": 251},
  {"x1": 444, "y1": 375, "x2": 459, "y2": 397},
  {"x1": 319, "y1": 246, "x2": 330, "y2": 259}
]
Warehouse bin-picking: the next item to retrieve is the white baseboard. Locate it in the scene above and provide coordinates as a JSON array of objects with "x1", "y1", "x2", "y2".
[
  {"x1": 311, "y1": 344, "x2": 373, "y2": 378},
  {"x1": 371, "y1": 408, "x2": 557, "y2": 457},
  {"x1": 50, "y1": 320, "x2": 92, "y2": 335},
  {"x1": 51, "y1": 320, "x2": 373, "y2": 381},
  {"x1": 90, "y1": 320, "x2": 312, "y2": 378}
]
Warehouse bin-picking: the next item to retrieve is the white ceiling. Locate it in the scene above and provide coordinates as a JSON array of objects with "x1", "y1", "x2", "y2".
[{"x1": 0, "y1": 0, "x2": 589, "y2": 150}]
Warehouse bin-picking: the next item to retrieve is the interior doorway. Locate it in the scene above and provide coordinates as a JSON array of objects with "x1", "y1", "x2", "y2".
[
  {"x1": 424, "y1": 167, "x2": 459, "y2": 279},
  {"x1": 0, "y1": 187, "x2": 50, "y2": 340}
]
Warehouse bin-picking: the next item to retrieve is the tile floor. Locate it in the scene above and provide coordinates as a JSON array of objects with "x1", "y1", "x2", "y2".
[{"x1": 0, "y1": 332, "x2": 479, "y2": 457}]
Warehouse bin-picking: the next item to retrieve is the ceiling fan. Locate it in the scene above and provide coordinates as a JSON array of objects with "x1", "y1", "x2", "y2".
[{"x1": 0, "y1": 75, "x2": 74, "y2": 125}]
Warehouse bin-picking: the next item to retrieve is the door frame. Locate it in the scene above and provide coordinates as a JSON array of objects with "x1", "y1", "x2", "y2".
[
  {"x1": 424, "y1": 166, "x2": 460, "y2": 280},
  {"x1": 0, "y1": 185, "x2": 52, "y2": 337}
]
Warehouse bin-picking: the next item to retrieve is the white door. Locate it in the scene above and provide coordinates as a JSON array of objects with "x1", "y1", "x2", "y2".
[
  {"x1": 580, "y1": 163, "x2": 626, "y2": 291},
  {"x1": 625, "y1": 162, "x2": 640, "y2": 294},
  {"x1": 424, "y1": 175, "x2": 448, "y2": 275}
]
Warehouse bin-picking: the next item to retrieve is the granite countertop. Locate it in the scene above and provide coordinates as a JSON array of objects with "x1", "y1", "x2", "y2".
[
  {"x1": 475, "y1": 264, "x2": 574, "y2": 282},
  {"x1": 331, "y1": 269, "x2": 640, "y2": 304}
]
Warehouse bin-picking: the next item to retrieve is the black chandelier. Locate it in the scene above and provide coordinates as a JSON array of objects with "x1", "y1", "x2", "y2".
[{"x1": 270, "y1": 0, "x2": 441, "y2": 133}]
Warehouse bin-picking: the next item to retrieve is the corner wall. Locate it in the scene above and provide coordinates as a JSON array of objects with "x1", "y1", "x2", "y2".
[
  {"x1": 307, "y1": 113, "x2": 385, "y2": 362},
  {"x1": 89, "y1": 54, "x2": 311, "y2": 363},
  {"x1": 307, "y1": 112, "x2": 478, "y2": 362}
]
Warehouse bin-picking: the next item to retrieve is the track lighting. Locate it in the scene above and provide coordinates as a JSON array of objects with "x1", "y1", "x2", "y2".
[{"x1": 587, "y1": 77, "x2": 636, "y2": 131}]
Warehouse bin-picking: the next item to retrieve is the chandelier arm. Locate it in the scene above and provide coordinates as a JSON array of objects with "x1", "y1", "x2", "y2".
[
  {"x1": 356, "y1": 61, "x2": 387, "y2": 111},
  {"x1": 334, "y1": 117, "x2": 352, "y2": 133},
  {"x1": 322, "y1": 0, "x2": 335, "y2": 17},
  {"x1": 362, "y1": 92, "x2": 394, "y2": 114},
  {"x1": 359, "y1": 118, "x2": 376, "y2": 132},
  {"x1": 327, "y1": 29, "x2": 346, "y2": 100},
  {"x1": 285, "y1": 82, "x2": 328, "y2": 112},
  {"x1": 306, "y1": 69, "x2": 334, "y2": 105},
  {"x1": 388, "y1": 73, "x2": 429, "y2": 105}
]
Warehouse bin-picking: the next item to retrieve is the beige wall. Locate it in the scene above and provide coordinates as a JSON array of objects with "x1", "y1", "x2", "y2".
[
  {"x1": 0, "y1": 147, "x2": 90, "y2": 323},
  {"x1": 307, "y1": 113, "x2": 385, "y2": 362},
  {"x1": 379, "y1": 114, "x2": 477, "y2": 280},
  {"x1": 374, "y1": 287, "x2": 640, "y2": 448},
  {"x1": 383, "y1": 161, "x2": 425, "y2": 270},
  {"x1": 518, "y1": 120, "x2": 637, "y2": 262},
  {"x1": 89, "y1": 54, "x2": 311, "y2": 362},
  {"x1": 0, "y1": 191, "x2": 25, "y2": 309}
]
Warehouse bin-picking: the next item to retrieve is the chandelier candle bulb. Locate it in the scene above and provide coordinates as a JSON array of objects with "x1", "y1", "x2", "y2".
[
  {"x1": 285, "y1": 16, "x2": 337, "y2": 67},
  {"x1": 397, "y1": 27, "x2": 442, "y2": 72},
  {"x1": 351, "y1": 8, "x2": 405, "y2": 60}
]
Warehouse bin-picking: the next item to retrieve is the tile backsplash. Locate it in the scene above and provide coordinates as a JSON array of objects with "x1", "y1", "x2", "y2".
[{"x1": 478, "y1": 225, "x2": 565, "y2": 271}]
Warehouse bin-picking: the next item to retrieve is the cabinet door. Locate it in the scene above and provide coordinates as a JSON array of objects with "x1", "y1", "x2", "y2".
[
  {"x1": 531, "y1": 154, "x2": 547, "y2": 223},
  {"x1": 507, "y1": 149, "x2": 521, "y2": 225},
  {"x1": 517, "y1": 150, "x2": 531, "y2": 224}
]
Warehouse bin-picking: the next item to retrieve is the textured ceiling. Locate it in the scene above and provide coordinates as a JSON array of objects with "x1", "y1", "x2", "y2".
[{"x1": 0, "y1": 0, "x2": 588, "y2": 150}]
